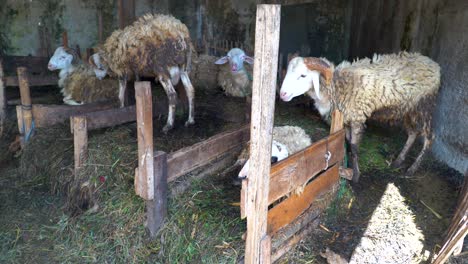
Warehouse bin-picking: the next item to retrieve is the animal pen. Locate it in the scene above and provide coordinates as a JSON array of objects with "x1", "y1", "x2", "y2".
[{"x1": 132, "y1": 5, "x2": 345, "y2": 263}]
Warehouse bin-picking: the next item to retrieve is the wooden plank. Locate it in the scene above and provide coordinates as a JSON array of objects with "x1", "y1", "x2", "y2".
[
  {"x1": 72, "y1": 116, "x2": 88, "y2": 174},
  {"x1": 73, "y1": 106, "x2": 136, "y2": 132},
  {"x1": 166, "y1": 125, "x2": 250, "y2": 182},
  {"x1": 97, "y1": 10, "x2": 103, "y2": 43},
  {"x1": 5, "y1": 75, "x2": 57, "y2": 87},
  {"x1": 260, "y1": 235, "x2": 272, "y2": 264},
  {"x1": 245, "y1": 5, "x2": 281, "y2": 264},
  {"x1": 0, "y1": 58, "x2": 5, "y2": 137},
  {"x1": 268, "y1": 130, "x2": 345, "y2": 205},
  {"x1": 267, "y1": 164, "x2": 340, "y2": 235},
  {"x1": 146, "y1": 151, "x2": 168, "y2": 238},
  {"x1": 62, "y1": 31, "x2": 68, "y2": 48},
  {"x1": 2, "y1": 56, "x2": 51, "y2": 74},
  {"x1": 17, "y1": 67, "x2": 34, "y2": 144},
  {"x1": 118, "y1": 0, "x2": 135, "y2": 29},
  {"x1": 330, "y1": 110, "x2": 344, "y2": 134},
  {"x1": 31, "y1": 102, "x2": 116, "y2": 128},
  {"x1": 134, "y1": 81, "x2": 154, "y2": 200}
]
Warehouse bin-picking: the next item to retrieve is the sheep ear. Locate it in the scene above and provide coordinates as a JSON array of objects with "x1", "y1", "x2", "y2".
[
  {"x1": 244, "y1": 56, "x2": 254, "y2": 65},
  {"x1": 214, "y1": 56, "x2": 229, "y2": 65},
  {"x1": 311, "y1": 70, "x2": 322, "y2": 100}
]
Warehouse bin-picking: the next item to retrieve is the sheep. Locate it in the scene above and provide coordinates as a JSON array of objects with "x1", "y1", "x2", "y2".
[
  {"x1": 215, "y1": 48, "x2": 254, "y2": 97},
  {"x1": 47, "y1": 46, "x2": 119, "y2": 105},
  {"x1": 89, "y1": 14, "x2": 195, "y2": 133},
  {"x1": 237, "y1": 126, "x2": 312, "y2": 180},
  {"x1": 279, "y1": 52, "x2": 441, "y2": 182}
]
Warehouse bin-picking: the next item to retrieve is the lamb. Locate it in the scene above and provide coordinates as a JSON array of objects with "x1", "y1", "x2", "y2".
[
  {"x1": 215, "y1": 48, "x2": 254, "y2": 97},
  {"x1": 237, "y1": 126, "x2": 312, "y2": 179},
  {"x1": 89, "y1": 14, "x2": 195, "y2": 133},
  {"x1": 279, "y1": 52, "x2": 441, "y2": 182},
  {"x1": 47, "y1": 46, "x2": 119, "y2": 105}
]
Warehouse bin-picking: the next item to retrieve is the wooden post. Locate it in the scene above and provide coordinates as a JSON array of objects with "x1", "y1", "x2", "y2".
[
  {"x1": 245, "y1": 5, "x2": 281, "y2": 264},
  {"x1": 146, "y1": 151, "x2": 168, "y2": 238},
  {"x1": 17, "y1": 67, "x2": 34, "y2": 145},
  {"x1": 62, "y1": 31, "x2": 68, "y2": 48},
  {"x1": 75, "y1": 45, "x2": 82, "y2": 60},
  {"x1": 118, "y1": 0, "x2": 136, "y2": 29},
  {"x1": 0, "y1": 58, "x2": 5, "y2": 137},
  {"x1": 330, "y1": 110, "x2": 344, "y2": 134},
  {"x1": 97, "y1": 10, "x2": 103, "y2": 43},
  {"x1": 72, "y1": 116, "x2": 88, "y2": 174},
  {"x1": 135, "y1": 81, "x2": 154, "y2": 200}
]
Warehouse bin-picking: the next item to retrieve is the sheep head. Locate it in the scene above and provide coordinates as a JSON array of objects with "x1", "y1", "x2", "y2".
[
  {"x1": 214, "y1": 48, "x2": 254, "y2": 73},
  {"x1": 238, "y1": 140, "x2": 289, "y2": 179},
  {"x1": 48, "y1": 46, "x2": 79, "y2": 71},
  {"x1": 88, "y1": 53, "x2": 108, "y2": 80},
  {"x1": 280, "y1": 57, "x2": 333, "y2": 102}
]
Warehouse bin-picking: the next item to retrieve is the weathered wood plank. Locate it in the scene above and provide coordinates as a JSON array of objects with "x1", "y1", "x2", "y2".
[
  {"x1": 166, "y1": 125, "x2": 250, "y2": 182},
  {"x1": 2, "y1": 56, "x2": 51, "y2": 75},
  {"x1": 72, "y1": 106, "x2": 136, "y2": 133},
  {"x1": 32, "y1": 102, "x2": 116, "y2": 128},
  {"x1": 17, "y1": 67, "x2": 34, "y2": 145},
  {"x1": 72, "y1": 116, "x2": 88, "y2": 174},
  {"x1": 0, "y1": 58, "x2": 5, "y2": 137},
  {"x1": 134, "y1": 81, "x2": 154, "y2": 200},
  {"x1": 146, "y1": 151, "x2": 168, "y2": 238},
  {"x1": 118, "y1": 0, "x2": 135, "y2": 29},
  {"x1": 5, "y1": 75, "x2": 57, "y2": 87},
  {"x1": 267, "y1": 164, "x2": 340, "y2": 236},
  {"x1": 245, "y1": 5, "x2": 281, "y2": 264},
  {"x1": 268, "y1": 130, "x2": 345, "y2": 205},
  {"x1": 330, "y1": 110, "x2": 344, "y2": 134},
  {"x1": 62, "y1": 31, "x2": 68, "y2": 48}
]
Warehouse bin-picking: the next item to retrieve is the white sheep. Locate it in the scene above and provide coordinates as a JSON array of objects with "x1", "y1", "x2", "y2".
[
  {"x1": 89, "y1": 14, "x2": 195, "y2": 133},
  {"x1": 215, "y1": 48, "x2": 254, "y2": 97},
  {"x1": 47, "y1": 46, "x2": 118, "y2": 105},
  {"x1": 280, "y1": 52, "x2": 441, "y2": 182}
]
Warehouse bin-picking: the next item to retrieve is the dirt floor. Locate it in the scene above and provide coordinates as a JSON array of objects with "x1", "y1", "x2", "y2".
[{"x1": 0, "y1": 84, "x2": 466, "y2": 263}]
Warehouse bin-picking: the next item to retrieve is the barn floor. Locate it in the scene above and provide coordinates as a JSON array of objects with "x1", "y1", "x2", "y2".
[{"x1": 0, "y1": 86, "x2": 465, "y2": 263}]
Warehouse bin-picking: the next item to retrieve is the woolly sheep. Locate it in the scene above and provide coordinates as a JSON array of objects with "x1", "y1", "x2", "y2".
[
  {"x1": 280, "y1": 52, "x2": 441, "y2": 182},
  {"x1": 215, "y1": 48, "x2": 254, "y2": 97},
  {"x1": 237, "y1": 126, "x2": 312, "y2": 179},
  {"x1": 48, "y1": 46, "x2": 118, "y2": 105},
  {"x1": 89, "y1": 14, "x2": 195, "y2": 133}
]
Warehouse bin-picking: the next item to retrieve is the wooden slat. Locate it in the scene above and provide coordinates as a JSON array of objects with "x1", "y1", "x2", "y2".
[
  {"x1": 2, "y1": 56, "x2": 51, "y2": 74},
  {"x1": 245, "y1": 5, "x2": 281, "y2": 264},
  {"x1": 267, "y1": 164, "x2": 340, "y2": 235},
  {"x1": 330, "y1": 110, "x2": 344, "y2": 134},
  {"x1": 62, "y1": 31, "x2": 68, "y2": 48},
  {"x1": 146, "y1": 151, "x2": 168, "y2": 238},
  {"x1": 135, "y1": 81, "x2": 154, "y2": 200},
  {"x1": 0, "y1": 58, "x2": 5, "y2": 137},
  {"x1": 5, "y1": 75, "x2": 57, "y2": 87},
  {"x1": 17, "y1": 67, "x2": 34, "y2": 145},
  {"x1": 72, "y1": 116, "x2": 88, "y2": 174},
  {"x1": 268, "y1": 130, "x2": 345, "y2": 205},
  {"x1": 31, "y1": 102, "x2": 116, "y2": 128},
  {"x1": 73, "y1": 106, "x2": 136, "y2": 132},
  {"x1": 166, "y1": 125, "x2": 250, "y2": 182}
]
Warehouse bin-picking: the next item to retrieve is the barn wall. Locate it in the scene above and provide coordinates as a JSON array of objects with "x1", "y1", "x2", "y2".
[{"x1": 350, "y1": 0, "x2": 468, "y2": 174}]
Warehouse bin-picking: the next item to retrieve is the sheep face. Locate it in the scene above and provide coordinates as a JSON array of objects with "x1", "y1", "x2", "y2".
[
  {"x1": 238, "y1": 140, "x2": 289, "y2": 179},
  {"x1": 48, "y1": 47, "x2": 75, "y2": 71},
  {"x1": 280, "y1": 57, "x2": 323, "y2": 102},
  {"x1": 89, "y1": 53, "x2": 108, "y2": 80},
  {"x1": 215, "y1": 48, "x2": 254, "y2": 73}
]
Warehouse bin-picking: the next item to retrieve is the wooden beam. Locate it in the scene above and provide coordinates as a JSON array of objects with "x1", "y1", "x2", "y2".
[
  {"x1": 267, "y1": 164, "x2": 340, "y2": 235},
  {"x1": 166, "y1": 125, "x2": 250, "y2": 182},
  {"x1": 4, "y1": 75, "x2": 57, "y2": 87},
  {"x1": 330, "y1": 110, "x2": 344, "y2": 134},
  {"x1": 118, "y1": 0, "x2": 135, "y2": 29},
  {"x1": 0, "y1": 58, "x2": 5, "y2": 137},
  {"x1": 268, "y1": 130, "x2": 345, "y2": 205},
  {"x1": 62, "y1": 31, "x2": 68, "y2": 48},
  {"x1": 245, "y1": 5, "x2": 281, "y2": 264},
  {"x1": 17, "y1": 67, "x2": 34, "y2": 145},
  {"x1": 2, "y1": 56, "x2": 52, "y2": 75},
  {"x1": 146, "y1": 151, "x2": 168, "y2": 238},
  {"x1": 72, "y1": 116, "x2": 88, "y2": 174},
  {"x1": 31, "y1": 102, "x2": 116, "y2": 128},
  {"x1": 97, "y1": 10, "x2": 103, "y2": 43},
  {"x1": 134, "y1": 81, "x2": 154, "y2": 200},
  {"x1": 71, "y1": 106, "x2": 136, "y2": 132}
]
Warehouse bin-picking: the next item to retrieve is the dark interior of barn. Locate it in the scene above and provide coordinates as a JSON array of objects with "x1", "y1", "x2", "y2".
[{"x1": 0, "y1": 1, "x2": 466, "y2": 263}]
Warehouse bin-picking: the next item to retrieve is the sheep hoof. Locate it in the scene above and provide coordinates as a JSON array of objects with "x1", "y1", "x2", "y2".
[
  {"x1": 162, "y1": 124, "x2": 173, "y2": 134},
  {"x1": 184, "y1": 119, "x2": 195, "y2": 127}
]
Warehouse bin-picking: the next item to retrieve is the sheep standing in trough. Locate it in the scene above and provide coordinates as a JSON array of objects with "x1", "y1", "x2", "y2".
[
  {"x1": 89, "y1": 14, "x2": 195, "y2": 133},
  {"x1": 47, "y1": 47, "x2": 119, "y2": 105},
  {"x1": 215, "y1": 48, "x2": 254, "y2": 97},
  {"x1": 279, "y1": 52, "x2": 441, "y2": 182},
  {"x1": 237, "y1": 126, "x2": 312, "y2": 180}
]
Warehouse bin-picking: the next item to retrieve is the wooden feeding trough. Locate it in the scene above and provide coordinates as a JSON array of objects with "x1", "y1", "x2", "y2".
[{"x1": 133, "y1": 5, "x2": 347, "y2": 263}]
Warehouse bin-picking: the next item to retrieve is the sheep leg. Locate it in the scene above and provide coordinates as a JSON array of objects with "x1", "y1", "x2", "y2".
[
  {"x1": 180, "y1": 71, "x2": 195, "y2": 127},
  {"x1": 118, "y1": 77, "x2": 127, "y2": 108},
  {"x1": 406, "y1": 135, "x2": 432, "y2": 175},
  {"x1": 350, "y1": 123, "x2": 364, "y2": 183},
  {"x1": 392, "y1": 132, "x2": 418, "y2": 168},
  {"x1": 159, "y1": 76, "x2": 177, "y2": 133}
]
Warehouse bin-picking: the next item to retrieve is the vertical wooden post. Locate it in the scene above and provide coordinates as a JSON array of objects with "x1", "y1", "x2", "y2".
[
  {"x1": 97, "y1": 10, "x2": 103, "y2": 43},
  {"x1": 75, "y1": 45, "x2": 82, "y2": 60},
  {"x1": 245, "y1": 5, "x2": 281, "y2": 264},
  {"x1": 146, "y1": 151, "x2": 168, "y2": 238},
  {"x1": 62, "y1": 31, "x2": 68, "y2": 48},
  {"x1": 118, "y1": 0, "x2": 136, "y2": 29},
  {"x1": 72, "y1": 116, "x2": 88, "y2": 174},
  {"x1": 0, "y1": 58, "x2": 5, "y2": 137},
  {"x1": 135, "y1": 81, "x2": 154, "y2": 200},
  {"x1": 330, "y1": 110, "x2": 344, "y2": 134},
  {"x1": 17, "y1": 67, "x2": 34, "y2": 145}
]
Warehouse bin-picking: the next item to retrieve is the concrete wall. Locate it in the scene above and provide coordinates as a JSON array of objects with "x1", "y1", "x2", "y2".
[{"x1": 349, "y1": 0, "x2": 468, "y2": 174}]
